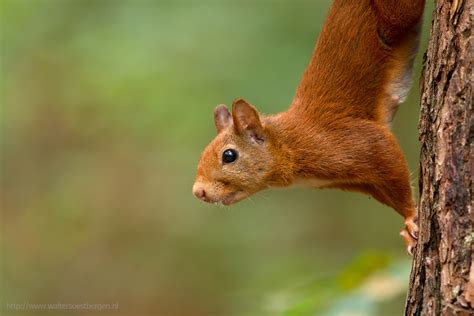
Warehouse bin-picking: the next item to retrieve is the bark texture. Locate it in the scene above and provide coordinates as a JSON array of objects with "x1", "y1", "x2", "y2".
[{"x1": 405, "y1": 0, "x2": 473, "y2": 315}]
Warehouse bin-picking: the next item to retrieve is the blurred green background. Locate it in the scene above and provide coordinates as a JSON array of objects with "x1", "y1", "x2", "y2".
[{"x1": 1, "y1": 1, "x2": 434, "y2": 315}]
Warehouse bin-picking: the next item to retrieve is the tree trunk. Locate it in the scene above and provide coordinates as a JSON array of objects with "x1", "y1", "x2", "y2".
[{"x1": 405, "y1": 0, "x2": 473, "y2": 315}]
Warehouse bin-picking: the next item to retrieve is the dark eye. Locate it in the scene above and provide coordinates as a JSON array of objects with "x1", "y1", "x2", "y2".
[{"x1": 222, "y1": 149, "x2": 238, "y2": 164}]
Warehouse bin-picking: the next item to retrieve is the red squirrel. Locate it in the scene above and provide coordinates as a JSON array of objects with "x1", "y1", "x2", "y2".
[{"x1": 193, "y1": 0, "x2": 425, "y2": 254}]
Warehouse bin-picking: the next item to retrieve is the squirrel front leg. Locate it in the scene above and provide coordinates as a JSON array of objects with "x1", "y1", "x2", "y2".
[
  {"x1": 334, "y1": 182, "x2": 417, "y2": 254},
  {"x1": 319, "y1": 120, "x2": 418, "y2": 253}
]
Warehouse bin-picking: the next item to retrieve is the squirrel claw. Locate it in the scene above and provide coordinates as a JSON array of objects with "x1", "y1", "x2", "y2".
[
  {"x1": 400, "y1": 228, "x2": 417, "y2": 256},
  {"x1": 405, "y1": 216, "x2": 419, "y2": 239}
]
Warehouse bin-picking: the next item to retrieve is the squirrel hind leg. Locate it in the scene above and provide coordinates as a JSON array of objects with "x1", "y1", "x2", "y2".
[
  {"x1": 380, "y1": 30, "x2": 420, "y2": 127},
  {"x1": 371, "y1": 0, "x2": 425, "y2": 42},
  {"x1": 385, "y1": 94, "x2": 401, "y2": 127}
]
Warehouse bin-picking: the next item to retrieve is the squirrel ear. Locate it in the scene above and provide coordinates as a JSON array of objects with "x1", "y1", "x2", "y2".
[
  {"x1": 214, "y1": 104, "x2": 232, "y2": 133},
  {"x1": 232, "y1": 98, "x2": 265, "y2": 143}
]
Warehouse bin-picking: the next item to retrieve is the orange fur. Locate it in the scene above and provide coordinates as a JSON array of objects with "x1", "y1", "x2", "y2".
[{"x1": 193, "y1": 0, "x2": 425, "y2": 253}]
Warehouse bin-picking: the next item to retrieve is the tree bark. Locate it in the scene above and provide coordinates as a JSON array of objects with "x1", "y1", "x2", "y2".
[{"x1": 405, "y1": 0, "x2": 473, "y2": 315}]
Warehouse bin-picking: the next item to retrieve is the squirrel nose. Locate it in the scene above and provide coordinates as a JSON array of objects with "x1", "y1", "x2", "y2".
[{"x1": 192, "y1": 183, "x2": 207, "y2": 200}]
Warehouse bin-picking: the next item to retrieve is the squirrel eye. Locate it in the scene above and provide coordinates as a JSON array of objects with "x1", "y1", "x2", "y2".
[{"x1": 222, "y1": 149, "x2": 238, "y2": 164}]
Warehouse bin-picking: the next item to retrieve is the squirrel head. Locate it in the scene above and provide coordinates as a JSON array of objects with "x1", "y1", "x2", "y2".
[{"x1": 193, "y1": 98, "x2": 277, "y2": 205}]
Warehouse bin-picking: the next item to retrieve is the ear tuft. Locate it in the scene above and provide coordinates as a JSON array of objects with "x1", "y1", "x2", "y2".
[
  {"x1": 214, "y1": 104, "x2": 231, "y2": 133},
  {"x1": 232, "y1": 98, "x2": 265, "y2": 143}
]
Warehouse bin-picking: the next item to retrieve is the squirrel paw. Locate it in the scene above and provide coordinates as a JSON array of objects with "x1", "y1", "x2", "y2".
[
  {"x1": 404, "y1": 216, "x2": 419, "y2": 239},
  {"x1": 400, "y1": 216, "x2": 418, "y2": 255},
  {"x1": 400, "y1": 229, "x2": 416, "y2": 255}
]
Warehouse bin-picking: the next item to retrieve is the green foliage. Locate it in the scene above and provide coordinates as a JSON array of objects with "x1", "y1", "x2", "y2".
[
  {"x1": 264, "y1": 252, "x2": 409, "y2": 316},
  {"x1": 336, "y1": 252, "x2": 391, "y2": 291}
]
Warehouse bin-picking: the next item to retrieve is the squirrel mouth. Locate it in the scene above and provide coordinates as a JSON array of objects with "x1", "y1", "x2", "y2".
[
  {"x1": 196, "y1": 190, "x2": 246, "y2": 206},
  {"x1": 221, "y1": 191, "x2": 241, "y2": 205},
  {"x1": 213, "y1": 190, "x2": 245, "y2": 206}
]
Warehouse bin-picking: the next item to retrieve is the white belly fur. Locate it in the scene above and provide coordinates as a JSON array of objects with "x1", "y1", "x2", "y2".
[{"x1": 291, "y1": 177, "x2": 333, "y2": 188}]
